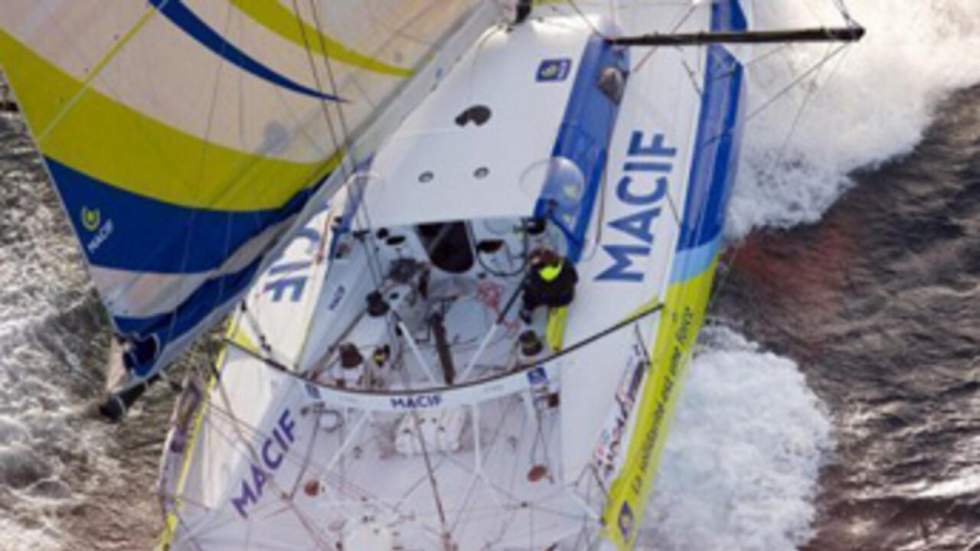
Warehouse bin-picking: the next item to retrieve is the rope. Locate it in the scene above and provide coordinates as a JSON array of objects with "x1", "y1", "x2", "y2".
[
  {"x1": 834, "y1": 0, "x2": 857, "y2": 27},
  {"x1": 290, "y1": 0, "x2": 342, "y2": 157},
  {"x1": 565, "y1": 0, "x2": 607, "y2": 38},
  {"x1": 707, "y1": 10, "x2": 860, "y2": 326},
  {"x1": 162, "y1": 0, "x2": 236, "y2": 362}
]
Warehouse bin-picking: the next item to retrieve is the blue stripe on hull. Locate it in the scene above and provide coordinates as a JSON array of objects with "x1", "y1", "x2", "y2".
[
  {"x1": 670, "y1": 234, "x2": 721, "y2": 283},
  {"x1": 148, "y1": 0, "x2": 343, "y2": 102},
  {"x1": 46, "y1": 157, "x2": 313, "y2": 273},
  {"x1": 536, "y1": 35, "x2": 629, "y2": 263},
  {"x1": 674, "y1": 0, "x2": 746, "y2": 254}
]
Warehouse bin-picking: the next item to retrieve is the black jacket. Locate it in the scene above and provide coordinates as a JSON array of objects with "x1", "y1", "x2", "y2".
[{"x1": 524, "y1": 261, "x2": 578, "y2": 308}]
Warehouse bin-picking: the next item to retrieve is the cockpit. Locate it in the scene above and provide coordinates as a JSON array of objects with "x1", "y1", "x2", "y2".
[{"x1": 304, "y1": 205, "x2": 570, "y2": 391}]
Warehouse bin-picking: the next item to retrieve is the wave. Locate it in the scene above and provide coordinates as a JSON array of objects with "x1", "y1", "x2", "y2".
[
  {"x1": 728, "y1": 0, "x2": 980, "y2": 239},
  {"x1": 641, "y1": 327, "x2": 833, "y2": 551}
]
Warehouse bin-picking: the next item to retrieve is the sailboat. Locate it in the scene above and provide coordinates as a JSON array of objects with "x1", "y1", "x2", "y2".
[{"x1": 0, "y1": 1, "x2": 862, "y2": 549}]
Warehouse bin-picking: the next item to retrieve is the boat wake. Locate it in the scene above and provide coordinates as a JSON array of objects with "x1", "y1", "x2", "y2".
[
  {"x1": 640, "y1": 327, "x2": 832, "y2": 551},
  {"x1": 637, "y1": 2, "x2": 980, "y2": 548},
  {"x1": 729, "y1": 0, "x2": 980, "y2": 239}
]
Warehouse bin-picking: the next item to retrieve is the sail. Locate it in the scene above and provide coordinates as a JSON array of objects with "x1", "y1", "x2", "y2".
[{"x1": 0, "y1": 0, "x2": 488, "y2": 384}]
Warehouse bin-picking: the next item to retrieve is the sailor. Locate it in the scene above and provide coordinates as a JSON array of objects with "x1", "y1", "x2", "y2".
[
  {"x1": 519, "y1": 248, "x2": 578, "y2": 323},
  {"x1": 336, "y1": 343, "x2": 364, "y2": 388}
]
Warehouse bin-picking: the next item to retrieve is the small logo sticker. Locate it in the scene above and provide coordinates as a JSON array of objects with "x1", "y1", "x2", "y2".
[
  {"x1": 80, "y1": 206, "x2": 114, "y2": 254},
  {"x1": 527, "y1": 366, "x2": 548, "y2": 385},
  {"x1": 536, "y1": 58, "x2": 571, "y2": 82},
  {"x1": 81, "y1": 207, "x2": 100, "y2": 232},
  {"x1": 618, "y1": 501, "x2": 635, "y2": 541}
]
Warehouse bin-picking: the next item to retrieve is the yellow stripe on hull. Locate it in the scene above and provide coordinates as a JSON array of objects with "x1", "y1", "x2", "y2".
[
  {"x1": 602, "y1": 254, "x2": 721, "y2": 550},
  {"x1": 156, "y1": 319, "x2": 246, "y2": 551},
  {"x1": 228, "y1": 0, "x2": 412, "y2": 78},
  {"x1": 0, "y1": 30, "x2": 333, "y2": 212}
]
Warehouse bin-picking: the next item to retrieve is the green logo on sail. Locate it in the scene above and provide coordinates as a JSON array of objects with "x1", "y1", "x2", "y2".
[{"x1": 81, "y1": 207, "x2": 101, "y2": 232}]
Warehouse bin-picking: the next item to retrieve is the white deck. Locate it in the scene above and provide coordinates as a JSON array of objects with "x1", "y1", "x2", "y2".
[
  {"x1": 361, "y1": 17, "x2": 597, "y2": 228},
  {"x1": 162, "y1": 3, "x2": 733, "y2": 550}
]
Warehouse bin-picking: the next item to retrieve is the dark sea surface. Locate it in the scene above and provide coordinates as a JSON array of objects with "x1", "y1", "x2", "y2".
[
  {"x1": 1, "y1": 5, "x2": 980, "y2": 549},
  {"x1": 717, "y1": 84, "x2": 980, "y2": 551}
]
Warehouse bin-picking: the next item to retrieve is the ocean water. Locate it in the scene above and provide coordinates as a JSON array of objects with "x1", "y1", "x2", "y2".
[{"x1": 1, "y1": 1, "x2": 979, "y2": 550}]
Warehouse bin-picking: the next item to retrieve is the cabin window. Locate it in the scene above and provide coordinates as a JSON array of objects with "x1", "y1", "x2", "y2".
[
  {"x1": 416, "y1": 221, "x2": 475, "y2": 273},
  {"x1": 597, "y1": 66, "x2": 626, "y2": 105}
]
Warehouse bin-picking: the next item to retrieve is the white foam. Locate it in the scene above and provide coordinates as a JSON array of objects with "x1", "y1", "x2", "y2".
[
  {"x1": 0, "y1": 517, "x2": 63, "y2": 551},
  {"x1": 640, "y1": 327, "x2": 833, "y2": 551},
  {"x1": 727, "y1": 0, "x2": 980, "y2": 238}
]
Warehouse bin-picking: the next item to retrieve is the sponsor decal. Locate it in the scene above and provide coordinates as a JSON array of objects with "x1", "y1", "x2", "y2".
[
  {"x1": 264, "y1": 226, "x2": 321, "y2": 303},
  {"x1": 618, "y1": 501, "x2": 635, "y2": 541},
  {"x1": 390, "y1": 393, "x2": 442, "y2": 410},
  {"x1": 526, "y1": 366, "x2": 548, "y2": 385},
  {"x1": 304, "y1": 382, "x2": 321, "y2": 400},
  {"x1": 593, "y1": 347, "x2": 648, "y2": 480},
  {"x1": 596, "y1": 131, "x2": 677, "y2": 282},
  {"x1": 80, "y1": 206, "x2": 114, "y2": 254},
  {"x1": 81, "y1": 207, "x2": 100, "y2": 231},
  {"x1": 536, "y1": 58, "x2": 571, "y2": 82},
  {"x1": 231, "y1": 409, "x2": 297, "y2": 519},
  {"x1": 327, "y1": 285, "x2": 346, "y2": 310}
]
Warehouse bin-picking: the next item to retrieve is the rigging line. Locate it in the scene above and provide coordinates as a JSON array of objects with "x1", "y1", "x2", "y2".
[
  {"x1": 287, "y1": 408, "x2": 322, "y2": 499},
  {"x1": 767, "y1": 41, "x2": 834, "y2": 179},
  {"x1": 205, "y1": 368, "x2": 335, "y2": 549},
  {"x1": 701, "y1": 43, "x2": 799, "y2": 88},
  {"x1": 527, "y1": 390, "x2": 553, "y2": 467},
  {"x1": 707, "y1": 28, "x2": 856, "y2": 327},
  {"x1": 740, "y1": 41, "x2": 794, "y2": 70},
  {"x1": 744, "y1": 41, "x2": 850, "y2": 122},
  {"x1": 631, "y1": 3, "x2": 699, "y2": 74},
  {"x1": 629, "y1": 5, "x2": 700, "y2": 234},
  {"x1": 171, "y1": 512, "x2": 208, "y2": 551},
  {"x1": 164, "y1": 0, "x2": 237, "y2": 349},
  {"x1": 384, "y1": 378, "x2": 532, "y2": 539},
  {"x1": 272, "y1": 0, "x2": 346, "y2": 357},
  {"x1": 565, "y1": 0, "x2": 606, "y2": 38},
  {"x1": 308, "y1": 0, "x2": 355, "y2": 178},
  {"x1": 802, "y1": 0, "x2": 827, "y2": 27},
  {"x1": 238, "y1": 302, "x2": 275, "y2": 357},
  {"x1": 363, "y1": 0, "x2": 444, "y2": 50},
  {"x1": 226, "y1": 300, "x2": 665, "y2": 398},
  {"x1": 202, "y1": 405, "x2": 381, "y2": 507},
  {"x1": 444, "y1": 459, "x2": 487, "y2": 537},
  {"x1": 290, "y1": 0, "x2": 343, "y2": 158},
  {"x1": 404, "y1": 399, "x2": 453, "y2": 546},
  {"x1": 427, "y1": 412, "x2": 571, "y2": 512},
  {"x1": 306, "y1": 0, "x2": 387, "y2": 289},
  {"x1": 446, "y1": 404, "x2": 516, "y2": 534},
  {"x1": 833, "y1": 0, "x2": 857, "y2": 27},
  {"x1": 202, "y1": 402, "x2": 366, "y2": 497},
  {"x1": 700, "y1": 41, "x2": 852, "y2": 151},
  {"x1": 354, "y1": 179, "x2": 386, "y2": 289},
  {"x1": 206, "y1": 2, "x2": 247, "y2": 348}
]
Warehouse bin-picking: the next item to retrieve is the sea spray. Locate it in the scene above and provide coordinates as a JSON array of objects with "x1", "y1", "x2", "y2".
[
  {"x1": 728, "y1": 0, "x2": 980, "y2": 239},
  {"x1": 641, "y1": 327, "x2": 833, "y2": 551}
]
